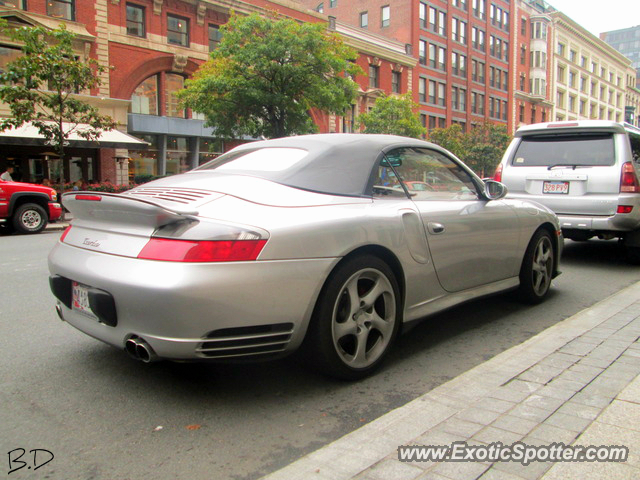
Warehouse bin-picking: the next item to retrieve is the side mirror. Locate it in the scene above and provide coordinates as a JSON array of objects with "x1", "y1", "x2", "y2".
[{"x1": 483, "y1": 180, "x2": 507, "y2": 200}]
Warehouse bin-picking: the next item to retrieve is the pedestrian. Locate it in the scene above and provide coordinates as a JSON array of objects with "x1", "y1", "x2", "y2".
[{"x1": 1, "y1": 166, "x2": 14, "y2": 181}]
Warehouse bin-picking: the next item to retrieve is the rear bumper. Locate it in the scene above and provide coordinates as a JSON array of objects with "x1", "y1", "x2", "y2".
[
  {"x1": 48, "y1": 241, "x2": 338, "y2": 361},
  {"x1": 557, "y1": 213, "x2": 640, "y2": 233}
]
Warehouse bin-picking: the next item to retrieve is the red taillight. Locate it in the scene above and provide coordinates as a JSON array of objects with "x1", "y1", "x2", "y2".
[
  {"x1": 137, "y1": 238, "x2": 267, "y2": 262},
  {"x1": 60, "y1": 226, "x2": 72, "y2": 243},
  {"x1": 75, "y1": 194, "x2": 102, "y2": 201},
  {"x1": 620, "y1": 162, "x2": 640, "y2": 193},
  {"x1": 618, "y1": 205, "x2": 634, "y2": 214},
  {"x1": 493, "y1": 163, "x2": 503, "y2": 182}
]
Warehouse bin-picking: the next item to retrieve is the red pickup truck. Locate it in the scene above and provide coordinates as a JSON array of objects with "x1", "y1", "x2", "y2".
[{"x1": 0, "y1": 179, "x2": 62, "y2": 233}]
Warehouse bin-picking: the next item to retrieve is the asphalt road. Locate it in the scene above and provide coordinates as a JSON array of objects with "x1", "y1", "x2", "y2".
[{"x1": 1, "y1": 231, "x2": 638, "y2": 480}]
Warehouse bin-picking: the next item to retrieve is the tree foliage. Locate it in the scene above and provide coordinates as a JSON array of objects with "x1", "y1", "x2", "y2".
[
  {"x1": 356, "y1": 94, "x2": 426, "y2": 138},
  {"x1": 178, "y1": 13, "x2": 361, "y2": 139},
  {"x1": 0, "y1": 21, "x2": 117, "y2": 158},
  {"x1": 428, "y1": 122, "x2": 511, "y2": 176}
]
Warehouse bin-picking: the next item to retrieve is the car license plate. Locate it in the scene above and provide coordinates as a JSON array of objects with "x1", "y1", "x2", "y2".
[
  {"x1": 72, "y1": 281, "x2": 98, "y2": 320},
  {"x1": 543, "y1": 181, "x2": 569, "y2": 194}
]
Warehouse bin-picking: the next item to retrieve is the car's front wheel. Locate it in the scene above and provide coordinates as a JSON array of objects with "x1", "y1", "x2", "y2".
[
  {"x1": 518, "y1": 229, "x2": 554, "y2": 304},
  {"x1": 305, "y1": 255, "x2": 401, "y2": 380},
  {"x1": 12, "y1": 203, "x2": 48, "y2": 234}
]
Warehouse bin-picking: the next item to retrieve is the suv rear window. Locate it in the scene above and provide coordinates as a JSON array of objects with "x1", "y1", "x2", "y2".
[{"x1": 512, "y1": 134, "x2": 615, "y2": 167}]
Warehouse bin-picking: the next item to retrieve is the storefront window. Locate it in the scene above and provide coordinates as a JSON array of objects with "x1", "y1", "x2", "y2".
[
  {"x1": 165, "y1": 73, "x2": 185, "y2": 118},
  {"x1": 166, "y1": 135, "x2": 189, "y2": 175},
  {"x1": 199, "y1": 138, "x2": 223, "y2": 164},
  {"x1": 131, "y1": 76, "x2": 158, "y2": 115},
  {"x1": 129, "y1": 134, "x2": 159, "y2": 182}
]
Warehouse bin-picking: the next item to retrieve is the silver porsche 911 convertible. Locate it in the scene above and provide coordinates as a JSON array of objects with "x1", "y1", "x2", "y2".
[{"x1": 49, "y1": 134, "x2": 562, "y2": 379}]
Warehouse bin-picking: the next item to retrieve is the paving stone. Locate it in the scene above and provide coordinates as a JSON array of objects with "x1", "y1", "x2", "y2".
[
  {"x1": 543, "y1": 412, "x2": 593, "y2": 433},
  {"x1": 500, "y1": 379, "x2": 542, "y2": 394},
  {"x1": 489, "y1": 386, "x2": 532, "y2": 404},
  {"x1": 555, "y1": 401, "x2": 602, "y2": 421},
  {"x1": 473, "y1": 397, "x2": 517, "y2": 415},
  {"x1": 490, "y1": 459, "x2": 554, "y2": 480},
  {"x1": 430, "y1": 460, "x2": 490, "y2": 480},
  {"x1": 570, "y1": 391, "x2": 614, "y2": 409},
  {"x1": 537, "y1": 352, "x2": 581, "y2": 370},
  {"x1": 490, "y1": 415, "x2": 538, "y2": 436},
  {"x1": 558, "y1": 340, "x2": 597, "y2": 356},
  {"x1": 527, "y1": 423, "x2": 579, "y2": 444},
  {"x1": 559, "y1": 368, "x2": 601, "y2": 384},
  {"x1": 456, "y1": 408, "x2": 503, "y2": 426},
  {"x1": 541, "y1": 458, "x2": 639, "y2": 480},
  {"x1": 616, "y1": 376, "x2": 640, "y2": 404},
  {"x1": 365, "y1": 459, "x2": 424, "y2": 480},
  {"x1": 596, "y1": 398, "x2": 640, "y2": 432},
  {"x1": 521, "y1": 394, "x2": 565, "y2": 412},
  {"x1": 575, "y1": 417, "x2": 640, "y2": 467},
  {"x1": 437, "y1": 417, "x2": 485, "y2": 438},
  {"x1": 478, "y1": 468, "x2": 528, "y2": 480},
  {"x1": 545, "y1": 377, "x2": 584, "y2": 393},
  {"x1": 535, "y1": 385, "x2": 577, "y2": 402},
  {"x1": 509, "y1": 404, "x2": 554, "y2": 423},
  {"x1": 578, "y1": 356, "x2": 615, "y2": 369},
  {"x1": 472, "y1": 426, "x2": 523, "y2": 446},
  {"x1": 517, "y1": 365, "x2": 564, "y2": 384}
]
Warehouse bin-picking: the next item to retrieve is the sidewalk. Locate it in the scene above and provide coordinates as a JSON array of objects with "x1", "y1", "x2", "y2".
[{"x1": 263, "y1": 281, "x2": 640, "y2": 480}]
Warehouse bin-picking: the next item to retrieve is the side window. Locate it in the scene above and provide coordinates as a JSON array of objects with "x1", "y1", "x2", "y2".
[
  {"x1": 372, "y1": 155, "x2": 408, "y2": 198},
  {"x1": 390, "y1": 147, "x2": 479, "y2": 200}
]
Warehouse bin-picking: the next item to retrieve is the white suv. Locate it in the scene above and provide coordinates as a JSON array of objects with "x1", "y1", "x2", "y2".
[{"x1": 495, "y1": 121, "x2": 640, "y2": 261}]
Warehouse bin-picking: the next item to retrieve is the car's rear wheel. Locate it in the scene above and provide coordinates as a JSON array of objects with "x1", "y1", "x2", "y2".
[
  {"x1": 518, "y1": 229, "x2": 554, "y2": 304},
  {"x1": 12, "y1": 203, "x2": 48, "y2": 234},
  {"x1": 305, "y1": 254, "x2": 401, "y2": 380}
]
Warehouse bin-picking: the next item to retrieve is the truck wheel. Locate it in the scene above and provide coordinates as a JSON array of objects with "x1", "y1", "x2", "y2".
[{"x1": 12, "y1": 203, "x2": 48, "y2": 234}]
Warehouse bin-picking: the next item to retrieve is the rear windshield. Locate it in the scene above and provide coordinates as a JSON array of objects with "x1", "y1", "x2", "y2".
[{"x1": 512, "y1": 134, "x2": 615, "y2": 167}]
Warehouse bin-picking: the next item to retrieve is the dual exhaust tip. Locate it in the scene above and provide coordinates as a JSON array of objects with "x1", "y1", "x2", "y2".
[{"x1": 125, "y1": 337, "x2": 158, "y2": 363}]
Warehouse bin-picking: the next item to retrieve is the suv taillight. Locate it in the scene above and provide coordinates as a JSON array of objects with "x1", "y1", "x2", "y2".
[
  {"x1": 493, "y1": 163, "x2": 503, "y2": 183},
  {"x1": 620, "y1": 162, "x2": 640, "y2": 193}
]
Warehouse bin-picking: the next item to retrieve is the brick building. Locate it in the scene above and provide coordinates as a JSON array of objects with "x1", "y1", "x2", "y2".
[
  {"x1": 298, "y1": 0, "x2": 531, "y2": 133},
  {"x1": 0, "y1": 0, "x2": 413, "y2": 184}
]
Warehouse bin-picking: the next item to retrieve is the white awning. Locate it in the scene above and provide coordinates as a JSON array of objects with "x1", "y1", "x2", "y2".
[{"x1": 0, "y1": 122, "x2": 149, "y2": 150}]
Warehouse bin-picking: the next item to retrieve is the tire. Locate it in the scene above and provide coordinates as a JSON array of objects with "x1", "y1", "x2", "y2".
[
  {"x1": 304, "y1": 254, "x2": 401, "y2": 380},
  {"x1": 12, "y1": 203, "x2": 48, "y2": 234},
  {"x1": 517, "y1": 229, "x2": 554, "y2": 304}
]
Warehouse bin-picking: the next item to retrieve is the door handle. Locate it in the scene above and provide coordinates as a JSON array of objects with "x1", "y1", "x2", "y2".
[{"x1": 427, "y1": 222, "x2": 445, "y2": 234}]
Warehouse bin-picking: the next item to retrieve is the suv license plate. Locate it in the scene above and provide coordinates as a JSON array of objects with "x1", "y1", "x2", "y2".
[
  {"x1": 543, "y1": 181, "x2": 569, "y2": 194},
  {"x1": 72, "y1": 281, "x2": 98, "y2": 320}
]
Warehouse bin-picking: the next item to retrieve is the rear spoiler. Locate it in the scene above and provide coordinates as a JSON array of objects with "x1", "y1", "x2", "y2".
[{"x1": 62, "y1": 192, "x2": 200, "y2": 230}]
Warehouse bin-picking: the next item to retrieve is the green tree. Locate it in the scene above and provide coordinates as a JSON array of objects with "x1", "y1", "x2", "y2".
[
  {"x1": 178, "y1": 13, "x2": 361, "y2": 139},
  {"x1": 427, "y1": 123, "x2": 465, "y2": 160},
  {"x1": 0, "y1": 22, "x2": 117, "y2": 159},
  {"x1": 463, "y1": 122, "x2": 511, "y2": 177},
  {"x1": 428, "y1": 122, "x2": 511, "y2": 177},
  {"x1": 356, "y1": 93, "x2": 426, "y2": 138}
]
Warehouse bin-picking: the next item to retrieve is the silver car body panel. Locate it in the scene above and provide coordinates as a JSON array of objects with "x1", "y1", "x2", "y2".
[
  {"x1": 499, "y1": 121, "x2": 640, "y2": 234},
  {"x1": 49, "y1": 134, "x2": 562, "y2": 362}
]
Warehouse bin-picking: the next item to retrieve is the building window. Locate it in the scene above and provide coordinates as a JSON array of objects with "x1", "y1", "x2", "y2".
[
  {"x1": 166, "y1": 73, "x2": 186, "y2": 118},
  {"x1": 452, "y1": 18, "x2": 467, "y2": 44},
  {"x1": 329, "y1": 0, "x2": 337, "y2": 7},
  {"x1": 0, "y1": 0, "x2": 25, "y2": 8},
  {"x1": 438, "y1": 11, "x2": 446, "y2": 36},
  {"x1": 381, "y1": 5, "x2": 390, "y2": 28},
  {"x1": 419, "y1": 77, "x2": 427, "y2": 102},
  {"x1": 126, "y1": 4, "x2": 145, "y2": 38},
  {"x1": 369, "y1": 65, "x2": 380, "y2": 88},
  {"x1": 360, "y1": 11, "x2": 368, "y2": 28},
  {"x1": 316, "y1": 2, "x2": 324, "y2": 13},
  {"x1": 519, "y1": 104, "x2": 525, "y2": 122},
  {"x1": 520, "y1": 18, "x2": 526, "y2": 36},
  {"x1": 47, "y1": 0, "x2": 74, "y2": 20},
  {"x1": 0, "y1": 45, "x2": 22, "y2": 73},
  {"x1": 437, "y1": 83, "x2": 446, "y2": 107},
  {"x1": 209, "y1": 24, "x2": 222, "y2": 51},
  {"x1": 557, "y1": 42, "x2": 565, "y2": 57},
  {"x1": 419, "y1": 40, "x2": 427, "y2": 65},
  {"x1": 167, "y1": 15, "x2": 189, "y2": 47},
  {"x1": 569, "y1": 50, "x2": 577, "y2": 63},
  {"x1": 428, "y1": 80, "x2": 436, "y2": 103},
  {"x1": 131, "y1": 75, "x2": 159, "y2": 115},
  {"x1": 419, "y1": 2, "x2": 427, "y2": 29},
  {"x1": 392, "y1": 71, "x2": 401, "y2": 93}
]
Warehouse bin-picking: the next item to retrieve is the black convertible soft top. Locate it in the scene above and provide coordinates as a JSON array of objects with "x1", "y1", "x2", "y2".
[{"x1": 195, "y1": 134, "x2": 440, "y2": 197}]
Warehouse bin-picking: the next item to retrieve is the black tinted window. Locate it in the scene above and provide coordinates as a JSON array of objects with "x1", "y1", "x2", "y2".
[{"x1": 513, "y1": 134, "x2": 615, "y2": 167}]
